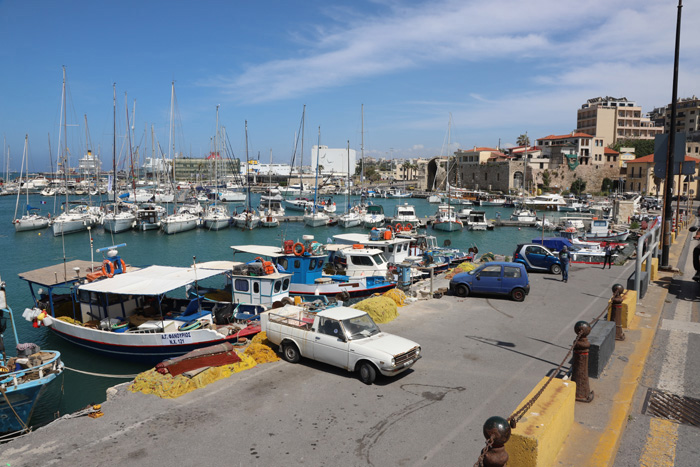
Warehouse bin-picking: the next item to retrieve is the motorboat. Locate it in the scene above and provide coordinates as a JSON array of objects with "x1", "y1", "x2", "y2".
[
  {"x1": 510, "y1": 208, "x2": 537, "y2": 223},
  {"x1": 362, "y1": 205, "x2": 385, "y2": 228},
  {"x1": 135, "y1": 203, "x2": 165, "y2": 230},
  {"x1": 393, "y1": 203, "x2": 422, "y2": 227},
  {"x1": 523, "y1": 193, "x2": 567, "y2": 210},
  {"x1": 466, "y1": 210, "x2": 489, "y2": 231},
  {"x1": 284, "y1": 197, "x2": 314, "y2": 212}
]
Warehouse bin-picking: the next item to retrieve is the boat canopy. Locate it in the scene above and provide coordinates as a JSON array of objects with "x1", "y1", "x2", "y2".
[
  {"x1": 230, "y1": 245, "x2": 286, "y2": 258},
  {"x1": 78, "y1": 263, "x2": 235, "y2": 296}
]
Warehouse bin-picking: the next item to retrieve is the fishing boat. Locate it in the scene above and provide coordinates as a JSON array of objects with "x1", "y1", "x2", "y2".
[
  {"x1": 0, "y1": 274, "x2": 63, "y2": 438},
  {"x1": 13, "y1": 136, "x2": 50, "y2": 232},
  {"x1": 232, "y1": 238, "x2": 395, "y2": 298},
  {"x1": 582, "y1": 219, "x2": 630, "y2": 242},
  {"x1": 362, "y1": 204, "x2": 385, "y2": 228},
  {"x1": 510, "y1": 208, "x2": 537, "y2": 223},
  {"x1": 392, "y1": 203, "x2": 422, "y2": 227},
  {"x1": 19, "y1": 251, "x2": 291, "y2": 364},
  {"x1": 532, "y1": 237, "x2": 620, "y2": 265},
  {"x1": 432, "y1": 204, "x2": 463, "y2": 231}
]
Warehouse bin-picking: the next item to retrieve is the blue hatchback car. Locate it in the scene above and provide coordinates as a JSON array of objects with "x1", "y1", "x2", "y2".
[{"x1": 449, "y1": 261, "x2": 530, "y2": 301}]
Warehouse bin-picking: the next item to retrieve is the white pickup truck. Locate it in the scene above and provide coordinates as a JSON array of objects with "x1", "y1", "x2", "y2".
[{"x1": 261, "y1": 305, "x2": 421, "y2": 384}]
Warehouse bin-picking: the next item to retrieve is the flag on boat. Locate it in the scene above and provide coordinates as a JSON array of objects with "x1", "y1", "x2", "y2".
[
  {"x1": 107, "y1": 175, "x2": 113, "y2": 193},
  {"x1": 40, "y1": 201, "x2": 47, "y2": 204}
]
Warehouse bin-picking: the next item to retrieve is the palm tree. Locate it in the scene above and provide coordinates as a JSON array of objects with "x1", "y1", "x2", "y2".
[
  {"x1": 517, "y1": 133, "x2": 530, "y2": 147},
  {"x1": 402, "y1": 161, "x2": 410, "y2": 181}
]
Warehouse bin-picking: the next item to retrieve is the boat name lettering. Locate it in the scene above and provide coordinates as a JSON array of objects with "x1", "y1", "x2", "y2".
[{"x1": 161, "y1": 332, "x2": 193, "y2": 345}]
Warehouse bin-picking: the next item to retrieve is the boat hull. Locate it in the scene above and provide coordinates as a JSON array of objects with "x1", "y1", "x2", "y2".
[
  {"x1": 103, "y1": 217, "x2": 135, "y2": 233},
  {"x1": 161, "y1": 219, "x2": 198, "y2": 234},
  {"x1": 339, "y1": 216, "x2": 362, "y2": 228},
  {"x1": 432, "y1": 221, "x2": 462, "y2": 231},
  {"x1": 289, "y1": 278, "x2": 395, "y2": 298},
  {"x1": 14, "y1": 217, "x2": 50, "y2": 232},
  {"x1": 52, "y1": 218, "x2": 95, "y2": 236},
  {"x1": 0, "y1": 379, "x2": 53, "y2": 435},
  {"x1": 203, "y1": 218, "x2": 231, "y2": 230}
]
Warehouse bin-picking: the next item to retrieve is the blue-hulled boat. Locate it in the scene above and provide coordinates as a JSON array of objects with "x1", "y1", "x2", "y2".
[{"x1": 0, "y1": 275, "x2": 63, "y2": 439}]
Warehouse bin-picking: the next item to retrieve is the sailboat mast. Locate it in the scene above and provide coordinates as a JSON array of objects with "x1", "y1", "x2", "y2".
[
  {"x1": 345, "y1": 140, "x2": 350, "y2": 214},
  {"x1": 62, "y1": 66, "x2": 68, "y2": 209},
  {"x1": 125, "y1": 93, "x2": 135, "y2": 193},
  {"x1": 361, "y1": 104, "x2": 364, "y2": 190},
  {"x1": 313, "y1": 127, "x2": 320, "y2": 214},
  {"x1": 299, "y1": 104, "x2": 305, "y2": 191},
  {"x1": 112, "y1": 84, "x2": 117, "y2": 204},
  {"x1": 215, "y1": 104, "x2": 219, "y2": 204},
  {"x1": 13, "y1": 135, "x2": 27, "y2": 221},
  {"x1": 245, "y1": 120, "x2": 250, "y2": 212}
]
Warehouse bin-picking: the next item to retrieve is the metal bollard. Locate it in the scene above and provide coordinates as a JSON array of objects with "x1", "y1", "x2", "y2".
[
  {"x1": 572, "y1": 321, "x2": 594, "y2": 403},
  {"x1": 611, "y1": 283, "x2": 626, "y2": 341},
  {"x1": 480, "y1": 416, "x2": 511, "y2": 467}
]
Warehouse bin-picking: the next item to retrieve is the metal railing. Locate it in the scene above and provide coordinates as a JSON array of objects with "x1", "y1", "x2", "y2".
[{"x1": 631, "y1": 217, "x2": 663, "y2": 303}]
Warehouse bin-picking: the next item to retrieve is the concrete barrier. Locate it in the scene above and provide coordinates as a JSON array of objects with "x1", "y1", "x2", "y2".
[
  {"x1": 642, "y1": 257, "x2": 659, "y2": 281},
  {"x1": 588, "y1": 321, "x2": 616, "y2": 378},
  {"x1": 607, "y1": 289, "x2": 637, "y2": 328},
  {"x1": 505, "y1": 377, "x2": 575, "y2": 467}
]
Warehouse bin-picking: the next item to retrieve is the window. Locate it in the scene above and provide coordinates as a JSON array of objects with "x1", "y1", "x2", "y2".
[
  {"x1": 318, "y1": 260, "x2": 324, "y2": 270},
  {"x1": 294, "y1": 260, "x2": 301, "y2": 269},
  {"x1": 372, "y1": 254, "x2": 386, "y2": 265},
  {"x1": 479, "y1": 265, "x2": 501, "y2": 277},
  {"x1": 234, "y1": 279, "x2": 249, "y2": 292},
  {"x1": 309, "y1": 259, "x2": 317, "y2": 270},
  {"x1": 351, "y1": 255, "x2": 374, "y2": 266},
  {"x1": 253, "y1": 282, "x2": 260, "y2": 294},
  {"x1": 278, "y1": 258, "x2": 288, "y2": 270},
  {"x1": 274, "y1": 281, "x2": 281, "y2": 293},
  {"x1": 282, "y1": 278, "x2": 290, "y2": 290},
  {"x1": 318, "y1": 317, "x2": 343, "y2": 337},
  {"x1": 504, "y1": 266, "x2": 521, "y2": 278}
]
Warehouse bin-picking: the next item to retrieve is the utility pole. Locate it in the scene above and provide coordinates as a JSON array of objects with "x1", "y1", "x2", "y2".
[{"x1": 661, "y1": 0, "x2": 683, "y2": 269}]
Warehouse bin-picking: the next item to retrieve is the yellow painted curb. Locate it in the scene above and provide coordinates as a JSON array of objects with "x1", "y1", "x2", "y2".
[
  {"x1": 642, "y1": 257, "x2": 659, "y2": 281},
  {"x1": 506, "y1": 377, "x2": 575, "y2": 467},
  {"x1": 607, "y1": 290, "x2": 637, "y2": 328}
]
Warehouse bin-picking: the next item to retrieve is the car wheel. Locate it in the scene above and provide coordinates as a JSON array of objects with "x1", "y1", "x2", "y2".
[
  {"x1": 282, "y1": 342, "x2": 301, "y2": 363},
  {"x1": 550, "y1": 264, "x2": 562, "y2": 275},
  {"x1": 511, "y1": 288, "x2": 526, "y2": 302},
  {"x1": 455, "y1": 284, "x2": 470, "y2": 297},
  {"x1": 358, "y1": 362, "x2": 377, "y2": 385}
]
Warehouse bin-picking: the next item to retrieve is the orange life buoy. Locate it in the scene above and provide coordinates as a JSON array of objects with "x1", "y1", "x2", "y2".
[
  {"x1": 119, "y1": 259, "x2": 126, "y2": 274},
  {"x1": 405, "y1": 223, "x2": 413, "y2": 231},
  {"x1": 293, "y1": 242, "x2": 305, "y2": 256},
  {"x1": 386, "y1": 225, "x2": 394, "y2": 233},
  {"x1": 395, "y1": 223, "x2": 403, "y2": 231},
  {"x1": 102, "y1": 260, "x2": 115, "y2": 278}
]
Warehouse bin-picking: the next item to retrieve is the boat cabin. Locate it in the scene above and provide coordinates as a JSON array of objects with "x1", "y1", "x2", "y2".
[{"x1": 333, "y1": 232, "x2": 412, "y2": 265}]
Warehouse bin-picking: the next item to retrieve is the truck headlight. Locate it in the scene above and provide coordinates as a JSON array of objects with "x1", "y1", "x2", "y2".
[
  {"x1": 391, "y1": 357, "x2": 395, "y2": 366},
  {"x1": 416, "y1": 347, "x2": 421, "y2": 356}
]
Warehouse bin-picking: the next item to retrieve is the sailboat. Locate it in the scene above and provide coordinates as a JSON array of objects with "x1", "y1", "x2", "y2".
[
  {"x1": 303, "y1": 126, "x2": 330, "y2": 227},
  {"x1": 51, "y1": 67, "x2": 100, "y2": 237},
  {"x1": 261, "y1": 149, "x2": 280, "y2": 228},
  {"x1": 232, "y1": 121, "x2": 260, "y2": 229},
  {"x1": 104, "y1": 89, "x2": 137, "y2": 234},
  {"x1": 161, "y1": 82, "x2": 199, "y2": 235},
  {"x1": 338, "y1": 140, "x2": 361, "y2": 228},
  {"x1": 203, "y1": 106, "x2": 232, "y2": 230},
  {"x1": 13, "y1": 136, "x2": 50, "y2": 232},
  {"x1": 432, "y1": 115, "x2": 463, "y2": 231}
]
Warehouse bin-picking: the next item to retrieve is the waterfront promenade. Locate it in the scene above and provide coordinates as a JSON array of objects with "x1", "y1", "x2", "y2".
[{"x1": 1, "y1": 226, "x2": 695, "y2": 466}]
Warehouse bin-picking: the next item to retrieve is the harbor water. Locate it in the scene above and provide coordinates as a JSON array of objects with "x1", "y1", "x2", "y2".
[{"x1": 0, "y1": 193, "x2": 572, "y2": 427}]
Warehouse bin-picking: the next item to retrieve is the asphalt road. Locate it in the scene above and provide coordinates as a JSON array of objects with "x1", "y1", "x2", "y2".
[{"x1": 1, "y1": 261, "x2": 634, "y2": 467}]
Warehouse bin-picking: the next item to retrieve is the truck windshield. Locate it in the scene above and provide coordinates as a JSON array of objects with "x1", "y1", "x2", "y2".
[{"x1": 342, "y1": 314, "x2": 381, "y2": 339}]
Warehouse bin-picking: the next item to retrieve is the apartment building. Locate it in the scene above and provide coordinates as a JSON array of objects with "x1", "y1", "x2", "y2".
[
  {"x1": 625, "y1": 154, "x2": 699, "y2": 196},
  {"x1": 576, "y1": 96, "x2": 663, "y2": 148}
]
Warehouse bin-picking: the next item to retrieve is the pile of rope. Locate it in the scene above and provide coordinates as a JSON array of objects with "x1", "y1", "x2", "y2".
[
  {"x1": 445, "y1": 262, "x2": 477, "y2": 280},
  {"x1": 479, "y1": 252, "x2": 496, "y2": 262},
  {"x1": 129, "y1": 333, "x2": 279, "y2": 399},
  {"x1": 352, "y1": 295, "x2": 398, "y2": 324},
  {"x1": 383, "y1": 288, "x2": 407, "y2": 307}
]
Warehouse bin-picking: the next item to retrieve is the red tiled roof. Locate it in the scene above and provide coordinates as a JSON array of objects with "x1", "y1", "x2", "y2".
[
  {"x1": 628, "y1": 154, "x2": 698, "y2": 164},
  {"x1": 604, "y1": 147, "x2": 619, "y2": 155},
  {"x1": 538, "y1": 133, "x2": 593, "y2": 141}
]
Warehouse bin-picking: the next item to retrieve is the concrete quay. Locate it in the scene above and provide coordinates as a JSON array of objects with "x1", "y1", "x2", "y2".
[{"x1": 1, "y1": 226, "x2": 692, "y2": 466}]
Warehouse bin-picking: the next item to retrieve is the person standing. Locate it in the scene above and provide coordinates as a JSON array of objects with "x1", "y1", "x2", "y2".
[
  {"x1": 559, "y1": 246, "x2": 570, "y2": 282},
  {"x1": 603, "y1": 244, "x2": 613, "y2": 269}
]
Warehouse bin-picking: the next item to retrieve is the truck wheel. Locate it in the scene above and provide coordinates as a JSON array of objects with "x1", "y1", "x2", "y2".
[
  {"x1": 358, "y1": 362, "x2": 377, "y2": 385},
  {"x1": 511, "y1": 287, "x2": 526, "y2": 302},
  {"x1": 282, "y1": 342, "x2": 301, "y2": 363},
  {"x1": 550, "y1": 264, "x2": 562, "y2": 275},
  {"x1": 455, "y1": 284, "x2": 469, "y2": 298}
]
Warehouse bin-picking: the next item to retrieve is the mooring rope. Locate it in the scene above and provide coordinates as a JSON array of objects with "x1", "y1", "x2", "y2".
[{"x1": 64, "y1": 366, "x2": 139, "y2": 379}]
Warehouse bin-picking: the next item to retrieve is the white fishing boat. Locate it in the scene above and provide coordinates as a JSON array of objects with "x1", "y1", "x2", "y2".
[
  {"x1": 466, "y1": 210, "x2": 488, "y2": 231},
  {"x1": 432, "y1": 204, "x2": 463, "y2": 231},
  {"x1": 393, "y1": 203, "x2": 422, "y2": 227},
  {"x1": 510, "y1": 208, "x2": 537, "y2": 223}
]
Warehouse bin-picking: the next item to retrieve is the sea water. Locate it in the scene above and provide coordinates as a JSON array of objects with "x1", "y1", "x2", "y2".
[{"x1": 0, "y1": 193, "x2": 568, "y2": 426}]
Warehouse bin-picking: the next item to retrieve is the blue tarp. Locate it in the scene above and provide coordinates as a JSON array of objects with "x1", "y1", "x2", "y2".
[{"x1": 118, "y1": 193, "x2": 129, "y2": 199}]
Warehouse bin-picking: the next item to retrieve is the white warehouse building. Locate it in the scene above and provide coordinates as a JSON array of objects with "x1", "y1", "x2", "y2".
[{"x1": 310, "y1": 145, "x2": 356, "y2": 176}]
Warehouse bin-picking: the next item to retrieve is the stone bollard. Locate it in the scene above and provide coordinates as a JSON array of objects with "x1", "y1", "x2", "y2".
[
  {"x1": 611, "y1": 284, "x2": 626, "y2": 341},
  {"x1": 572, "y1": 321, "x2": 594, "y2": 403},
  {"x1": 480, "y1": 416, "x2": 511, "y2": 467}
]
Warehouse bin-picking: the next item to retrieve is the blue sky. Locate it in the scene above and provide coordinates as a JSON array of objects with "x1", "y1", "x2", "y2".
[{"x1": 1, "y1": 0, "x2": 699, "y2": 173}]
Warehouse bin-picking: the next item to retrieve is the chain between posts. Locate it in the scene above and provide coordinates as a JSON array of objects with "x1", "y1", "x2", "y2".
[{"x1": 473, "y1": 436, "x2": 494, "y2": 467}]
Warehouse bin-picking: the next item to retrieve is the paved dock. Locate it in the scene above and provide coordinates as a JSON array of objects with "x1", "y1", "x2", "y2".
[{"x1": 0, "y1": 224, "x2": 693, "y2": 466}]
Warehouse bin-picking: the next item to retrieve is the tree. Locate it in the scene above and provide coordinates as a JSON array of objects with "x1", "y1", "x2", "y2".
[
  {"x1": 610, "y1": 139, "x2": 655, "y2": 157},
  {"x1": 571, "y1": 178, "x2": 586, "y2": 195},
  {"x1": 542, "y1": 170, "x2": 551, "y2": 189},
  {"x1": 517, "y1": 133, "x2": 530, "y2": 147},
  {"x1": 601, "y1": 177, "x2": 613, "y2": 193}
]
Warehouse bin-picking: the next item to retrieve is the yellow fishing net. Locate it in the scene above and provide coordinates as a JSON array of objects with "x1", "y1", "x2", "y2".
[
  {"x1": 383, "y1": 288, "x2": 406, "y2": 307},
  {"x1": 352, "y1": 296, "x2": 398, "y2": 324},
  {"x1": 57, "y1": 316, "x2": 81, "y2": 325},
  {"x1": 480, "y1": 252, "x2": 496, "y2": 262},
  {"x1": 129, "y1": 337, "x2": 280, "y2": 399},
  {"x1": 445, "y1": 262, "x2": 477, "y2": 280}
]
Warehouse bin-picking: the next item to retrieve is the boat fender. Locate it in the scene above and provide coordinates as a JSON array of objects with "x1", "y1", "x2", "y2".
[{"x1": 293, "y1": 242, "x2": 305, "y2": 256}]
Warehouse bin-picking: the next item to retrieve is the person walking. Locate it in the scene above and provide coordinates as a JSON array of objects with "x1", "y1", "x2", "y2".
[
  {"x1": 603, "y1": 244, "x2": 613, "y2": 269},
  {"x1": 559, "y1": 246, "x2": 570, "y2": 282}
]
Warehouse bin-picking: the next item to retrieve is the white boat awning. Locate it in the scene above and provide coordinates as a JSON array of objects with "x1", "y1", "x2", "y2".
[
  {"x1": 230, "y1": 245, "x2": 285, "y2": 258},
  {"x1": 78, "y1": 264, "x2": 232, "y2": 296}
]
